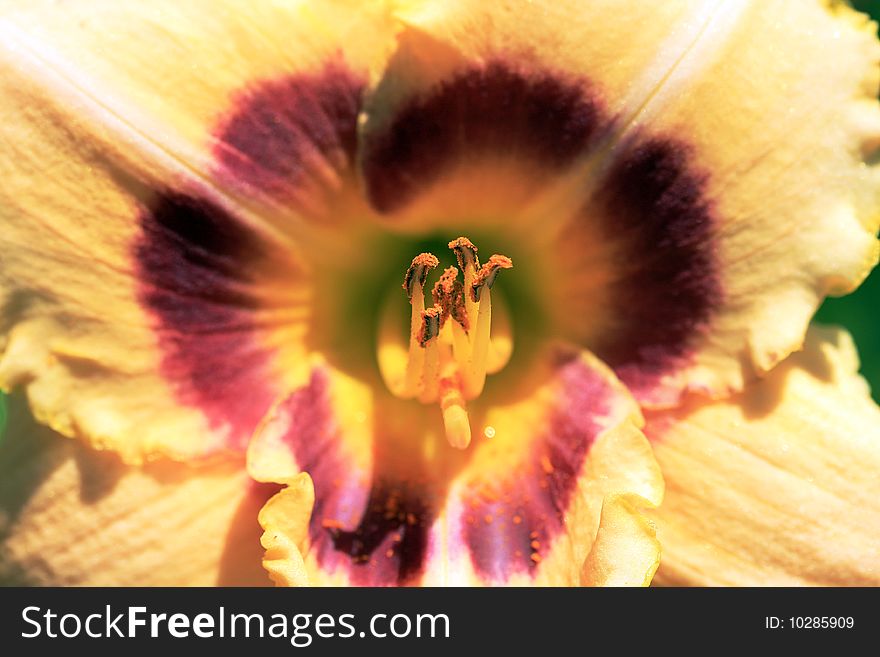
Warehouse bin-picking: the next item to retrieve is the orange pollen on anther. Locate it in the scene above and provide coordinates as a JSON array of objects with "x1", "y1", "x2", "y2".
[
  {"x1": 378, "y1": 236, "x2": 513, "y2": 450},
  {"x1": 448, "y1": 236, "x2": 479, "y2": 272},
  {"x1": 432, "y1": 266, "x2": 469, "y2": 330},
  {"x1": 418, "y1": 305, "x2": 443, "y2": 346},
  {"x1": 470, "y1": 254, "x2": 514, "y2": 303},
  {"x1": 403, "y1": 252, "x2": 440, "y2": 299}
]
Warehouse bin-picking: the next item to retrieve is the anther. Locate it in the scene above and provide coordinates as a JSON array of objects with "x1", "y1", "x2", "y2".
[
  {"x1": 403, "y1": 252, "x2": 439, "y2": 299},
  {"x1": 432, "y1": 266, "x2": 469, "y2": 330},
  {"x1": 418, "y1": 305, "x2": 443, "y2": 346},
  {"x1": 448, "y1": 237, "x2": 479, "y2": 272},
  {"x1": 470, "y1": 255, "x2": 514, "y2": 302}
]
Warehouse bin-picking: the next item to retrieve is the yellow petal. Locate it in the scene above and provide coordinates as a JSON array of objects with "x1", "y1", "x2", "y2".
[
  {"x1": 581, "y1": 494, "x2": 661, "y2": 587},
  {"x1": 259, "y1": 473, "x2": 315, "y2": 587},
  {"x1": 360, "y1": 0, "x2": 727, "y2": 221},
  {"x1": 251, "y1": 349, "x2": 663, "y2": 586},
  {"x1": 646, "y1": 326, "x2": 880, "y2": 586},
  {"x1": 452, "y1": 353, "x2": 663, "y2": 586},
  {"x1": 0, "y1": 394, "x2": 270, "y2": 585},
  {"x1": 613, "y1": 1, "x2": 880, "y2": 404},
  {"x1": 0, "y1": 1, "x2": 396, "y2": 461},
  {"x1": 0, "y1": 0, "x2": 393, "y2": 207}
]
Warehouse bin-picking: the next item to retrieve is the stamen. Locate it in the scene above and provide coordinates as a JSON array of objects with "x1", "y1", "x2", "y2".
[
  {"x1": 404, "y1": 253, "x2": 438, "y2": 397},
  {"x1": 432, "y1": 266, "x2": 469, "y2": 330},
  {"x1": 379, "y1": 238, "x2": 512, "y2": 450},
  {"x1": 449, "y1": 237, "x2": 480, "y2": 330},
  {"x1": 467, "y1": 255, "x2": 513, "y2": 398},
  {"x1": 432, "y1": 266, "x2": 472, "y2": 382},
  {"x1": 418, "y1": 306, "x2": 443, "y2": 403}
]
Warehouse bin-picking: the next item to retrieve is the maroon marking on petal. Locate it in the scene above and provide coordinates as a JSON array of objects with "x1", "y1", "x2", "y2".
[
  {"x1": 591, "y1": 138, "x2": 721, "y2": 396},
  {"x1": 363, "y1": 60, "x2": 604, "y2": 213},
  {"x1": 135, "y1": 192, "x2": 278, "y2": 449},
  {"x1": 462, "y1": 353, "x2": 612, "y2": 582},
  {"x1": 280, "y1": 370, "x2": 433, "y2": 586},
  {"x1": 213, "y1": 60, "x2": 364, "y2": 203},
  {"x1": 326, "y1": 480, "x2": 431, "y2": 586}
]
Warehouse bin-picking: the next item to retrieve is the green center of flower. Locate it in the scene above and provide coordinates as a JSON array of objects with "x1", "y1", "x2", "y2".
[{"x1": 377, "y1": 237, "x2": 513, "y2": 449}]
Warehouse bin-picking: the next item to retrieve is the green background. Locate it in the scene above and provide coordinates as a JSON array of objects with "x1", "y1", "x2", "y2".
[{"x1": 0, "y1": 1, "x2": 879, "y2": 434}]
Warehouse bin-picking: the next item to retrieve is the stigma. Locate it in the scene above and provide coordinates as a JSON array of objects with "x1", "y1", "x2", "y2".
[{"x1": 378, "y1": 237, "x2": 513, "y2": 450}]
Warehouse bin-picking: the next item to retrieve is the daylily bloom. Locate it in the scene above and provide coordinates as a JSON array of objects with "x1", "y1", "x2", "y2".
[{"x1": 1, "y1": 0, "x2": 879, "y2": 587}]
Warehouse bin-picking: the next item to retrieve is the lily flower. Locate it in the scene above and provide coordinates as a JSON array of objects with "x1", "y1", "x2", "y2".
[{"x1": 1, "y1": 0, "x2": 879, "y2": 587}]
